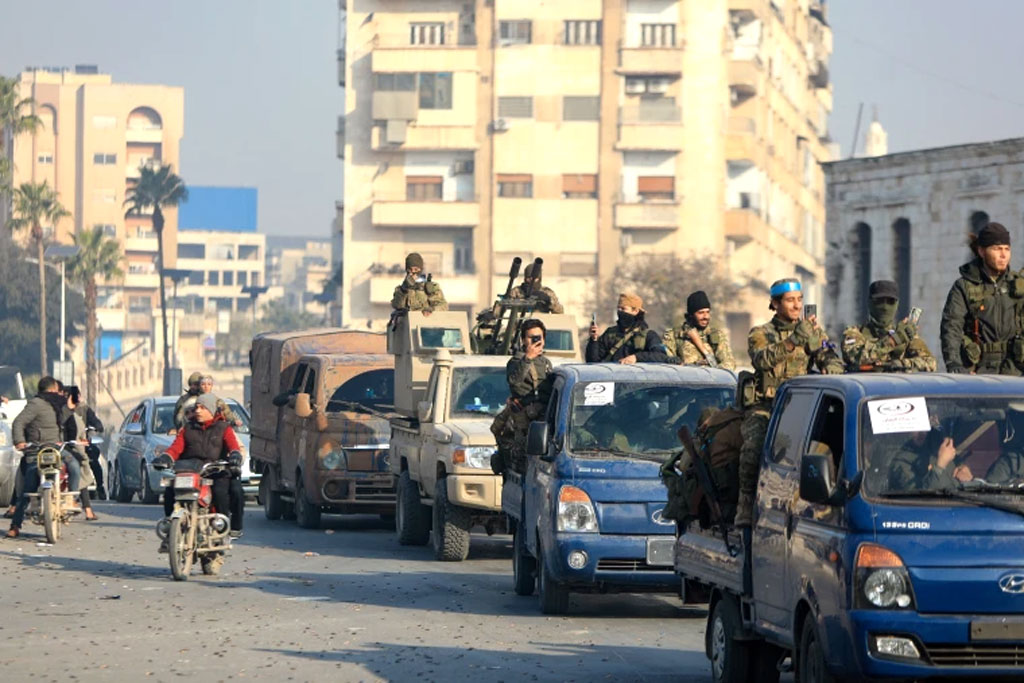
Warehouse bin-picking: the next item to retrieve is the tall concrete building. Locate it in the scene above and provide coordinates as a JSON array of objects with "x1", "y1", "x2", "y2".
[
  {"x1": 339, "y1": 0, "x2": 832, "y2": 343},
  {"x1": 7, "y1": 66, "x2": 184, "y2": 359}
]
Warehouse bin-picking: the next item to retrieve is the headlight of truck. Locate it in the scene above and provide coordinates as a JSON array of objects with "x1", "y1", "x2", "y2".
[
  {"x1": 557, "y1": 485, "x2": 598, "y2": 533},
  {"x1": 453, "y1": 446, "x2": 494, "y2": 470},
  {"x1": 855, "y1": 543, "x2": 915, "y2": 609},
  {"x1": 319, "y1": 449, "x2": 346, "y2": 471}
]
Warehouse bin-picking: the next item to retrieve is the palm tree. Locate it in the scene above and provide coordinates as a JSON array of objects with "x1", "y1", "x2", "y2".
[
  {"x1": 0, "y1": 75, "x2": 41, "y2": 234},
  {"x1": 8, "y1": 181, "x2": 71, "y2": 375},
  {"x1": 123, "y1": 163, "x2": 187, "y2": 380},
  {"x1": 68, "y1": 227, "x2": 124, "y2": 407}
]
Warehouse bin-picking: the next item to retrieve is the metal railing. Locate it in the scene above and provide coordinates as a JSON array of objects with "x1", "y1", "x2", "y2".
[{"x1": 620, "y1": 103, "x2": 682, "y2": 124}]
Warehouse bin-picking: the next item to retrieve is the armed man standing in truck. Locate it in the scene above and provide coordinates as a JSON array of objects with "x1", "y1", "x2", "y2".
[
  {"x1": 391, "y1": 252, "x2": 448, "y2": 314},
  {"x1": 586, "y1": 293, "x2": 675, "y2": 364},
  {"x1": 735, "y1": 279, "x2": 844, "y2": 526},
  {"x1": 508, "y1": 262, "x2": 563, "y2": 314},
  {"x1": 842, "y1": 280, "x2": 937, "y2": 373},
  {"x1": 940, "y1": 222, "x2": 1023, "y2": 375},
  {"x1": 663, "y1": 290, "x2": 735, "y2": 370},
  {"x1": 493, "y1": 319, "x2": 553, "y2": 474}
]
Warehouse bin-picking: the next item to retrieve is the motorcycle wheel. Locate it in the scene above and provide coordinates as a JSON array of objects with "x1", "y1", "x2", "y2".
[
  {"x1": 42, "y1": 487, "x2": 59, "y2": 544},
  {"x1": 168, "y1": 516, "x2": 194, "y2": 581}
]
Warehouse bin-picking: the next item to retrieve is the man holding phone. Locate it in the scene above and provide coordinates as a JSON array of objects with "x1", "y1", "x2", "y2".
[
  {"x1": 391, "y1": 252, "x2": 448, "y2": 314},
  {"x1": 498, "y1": 319, "x2": 554, "y2": 474},
  {"x1": 841, "y1": 280, "x2": 936, "y2": 373}
]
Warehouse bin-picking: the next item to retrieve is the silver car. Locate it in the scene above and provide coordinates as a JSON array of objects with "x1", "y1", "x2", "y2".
[{"x1": 106, "y1": 396, "x2": 259, "y2": 504}]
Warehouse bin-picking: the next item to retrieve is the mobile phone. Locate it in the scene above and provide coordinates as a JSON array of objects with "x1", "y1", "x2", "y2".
[
  {"x1": 804, "y1": 304, "x2": 817, "y2": 319},
  {"x1": 590, "y1": 312, "x2": 597, "y2": 326},
  {"x1": 529, "y1": 335, "x2": 542, "y2": 345},
  {"x1": 909, "y1": 307, "x2": 922, "y2": 325}
]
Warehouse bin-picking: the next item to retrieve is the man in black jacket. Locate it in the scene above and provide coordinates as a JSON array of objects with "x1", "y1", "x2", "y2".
[{"x1": 586, "y1": 293, "x2": 675, "y2": 364}]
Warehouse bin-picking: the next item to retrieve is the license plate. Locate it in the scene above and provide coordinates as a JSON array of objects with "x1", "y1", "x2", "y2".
[
  {"x1": 971, "y1": 619, "x2": 1024, "y2": 640},
  {"x1": 646, "y1": 537, "x2": 675, "y2": 566},
  {"x1": 174, "y1": 475, "x2": 196, "y2": 489}
]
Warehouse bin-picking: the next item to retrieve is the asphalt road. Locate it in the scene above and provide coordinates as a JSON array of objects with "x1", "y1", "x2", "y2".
[{"x1": 0, "y1": 501, "x2": 721, "y2": 682}]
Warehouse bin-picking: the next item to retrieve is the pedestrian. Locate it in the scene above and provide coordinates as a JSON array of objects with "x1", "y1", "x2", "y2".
[
  {"x1": 842, "y1": 280, "x2": 936, "y2": 372},
  {"x1": 391, "y1": 252, "x2": 447, "y2": 314},
  {"x1": 663, "y1": 290, "x2": 736, "y2": 370},
  {"x1": 586, "y1": 293, "x2": 675, "y2": 364},
  {"x1": 940, "y1": 222, "x2": 1023, "y2": 374},
  {"x1": 508, "y1": 262, "x2": 563, "y2": 314}
]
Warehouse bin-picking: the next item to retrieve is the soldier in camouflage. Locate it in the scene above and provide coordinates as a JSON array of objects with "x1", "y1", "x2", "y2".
[
  {"x1": 391, "y1": 252, "x2": 448, "y2": 313},
  {"x1": 940, "y1": 222, "x2": 1022, "y2": 375},
  {"x1": 842, "y1": 280, "x2": 937, "y2": 373},
  {"x1": 887, "y1": 425, "x2": 972, "y2": 491},
  {"x1": 508, "y1": 262, "x2": 563, "y2": 314},
  {"x1": 663, "y1": 290, "x2": 736, "y2": 370},
  {"x1": 586, "y1": 293, "x2": 675, "y2": 364},
  {"x1": 735, "y1": 279, "x2": 844, "y2": 526}
]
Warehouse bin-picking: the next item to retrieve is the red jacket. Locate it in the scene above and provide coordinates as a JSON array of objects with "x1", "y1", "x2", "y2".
[{"x1": 165, "y1": 414, "x2": 241, "y2": 461}]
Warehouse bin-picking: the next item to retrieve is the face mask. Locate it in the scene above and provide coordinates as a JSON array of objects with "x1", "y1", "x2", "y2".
[
  {"x1": 617, "y1": 311, "x2": 639, "y2": 329},
  {"x1": 870, "y1": 300, "x2": 898, "y2": 328}
]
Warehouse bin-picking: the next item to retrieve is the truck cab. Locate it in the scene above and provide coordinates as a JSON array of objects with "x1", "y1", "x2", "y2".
[{"x1": 508, "y1": 363, "x2": 735, "y2": 614}]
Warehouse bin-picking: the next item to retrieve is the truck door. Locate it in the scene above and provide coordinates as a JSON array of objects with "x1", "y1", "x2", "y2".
[
  {"x1": 753, "y1": 388, "x2": 818, "y2": 634},
  {"x1": 418, "y1": 367, "x2": 441, "y2": 496},
  {"x1": 279, "y1": 361, "x2": 313, "y2": 489},
  {"x1": 525, "y1": 379, "x2": 562, "y2": 552}
]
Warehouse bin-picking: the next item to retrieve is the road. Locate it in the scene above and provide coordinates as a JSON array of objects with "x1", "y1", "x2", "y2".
[{"x1": 0, "y1": 501, "x2": 724, "y2": 682}]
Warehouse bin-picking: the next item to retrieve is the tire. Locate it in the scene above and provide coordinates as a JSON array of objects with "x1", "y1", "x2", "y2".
[
  {"x1": 201, "y1": 553, "x2": 224, "y2": 576},
  {"x1": 168, "y1": 515, "x2": 194, "y2": 581},
  {"x1": 139, "y1": 463, "x2": 160, "y2": 504},
  {"x1": 0, "y1": 473, "x2": 14, "y2": 508},
  {"x1": 537, "y1": 543, "x2": 570, "y2": 615},
  {"x1": 431, "y1": 477, "x2": 471, "y2": 562},
  {"x1": 797, "y1": 616, "x2": 836, "y2": 683},
  {"x1": 294, "y1": 473, "x2": 322, "y2": 529},
  {"x1": 261, "y1": 475, "x2": 283, "y2": 521},
  {"x1": 708, "y1": 596, "x2": 754, "y2": 683},
  {"x1": 114, "y1": 464, "x2": 133, "y2": 503},
  {"x1": 512, "y1": 523, "x2": 537, "y2": 596},
  {"x1": 42, "y1": 487, "x2": 59, "y2": 544},
  {"x1": 396, "y1": 471, "x2": 430, "y2": 546}
]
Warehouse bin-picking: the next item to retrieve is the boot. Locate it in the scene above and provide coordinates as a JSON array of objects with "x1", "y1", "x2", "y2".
[{"x1": 734, "y1": 491, "x2": 754, "y2": 528}]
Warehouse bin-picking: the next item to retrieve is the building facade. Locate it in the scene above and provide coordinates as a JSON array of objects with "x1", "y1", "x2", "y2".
[
  {"x1": 339, "y1": 0, "x2": 832, "y2": 345},
  {"x1": 824, "y1": 137, "x2": 1024, "y2": 368},
  {"x1": 266, "y1": 236, "x2": 334, "y2": 319}
]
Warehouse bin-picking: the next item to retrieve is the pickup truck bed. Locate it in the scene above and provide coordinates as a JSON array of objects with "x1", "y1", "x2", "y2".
[{"x1": 674, "y1": 522, "x2": 743, "y2": 596}]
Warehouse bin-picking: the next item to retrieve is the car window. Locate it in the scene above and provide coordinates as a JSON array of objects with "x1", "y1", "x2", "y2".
[
  {"x1": 289, "y1": 363, "x2": 309, "y2": 394},
  {"x1": 304, "y1": 368, "x2": 317, "y2": 396},
  {"x1": 768, "y1": 390, "x2": 818, "y2": 468},
  {"x1": 152, "y1": 404, "x2": 177, "y2": 434},
  {"x1": 807, "y1": 393, "x2": 844, "y2": 468},
  {"x1": 327, "y1": 369, "x2": 394, "y2": 412}
]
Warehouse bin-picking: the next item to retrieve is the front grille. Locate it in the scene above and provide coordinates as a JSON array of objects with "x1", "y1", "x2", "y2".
[
  {"x1": 597, "y1": 558, "x2": 673, "y2": 573},
  {"x1": 925, "y1": 643, "x2": 1024, "y2": 667}
]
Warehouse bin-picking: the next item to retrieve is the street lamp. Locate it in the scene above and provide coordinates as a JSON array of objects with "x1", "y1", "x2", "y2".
[
  {"x1": 44, "y1": 244, "x2": 81, "y2": 383},
  {"x1": 241, "y1": 285, "x2": 268, "y2": 327},
  {"x1": 161, "y1": 268, "x2": 192, "y2": 371}
]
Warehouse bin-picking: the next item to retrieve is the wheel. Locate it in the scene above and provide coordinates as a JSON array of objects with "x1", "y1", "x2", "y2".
[
  {"x1": 797, "y1": 616, "x2": 836, "y2": 683},
  {"x1": 261, "y1": 471, "x2": 283, "y2": 520},
  {"x1": 537, "y1": 543, "x2": 570, "y2": 615},
  {"x1": 168, "y1": 516, "x2": 194, "y2": 581},
  {"x1": 396, "y1": 471, "x2": 430, "y2": 546},
  {"x1": 512, "y1": 523, "x2": 537, "y2": 596},
  {"x1": 42, "y1": 487, "x2": 59, "y2": 544},
  {"x1": 114, "y1": 464, "x2": 133, "y2": 503},
  {"x1": 139, "y1": 463, "x2": 160, "y2": 504},
  {"x1": 431, "y1": 477, "x2": 470, "y2": 562},
  {"x1": 708, "y1": 596, "x2": 754, "y2": 683},
  {"x1": 294, "y1": 473, "x2": 322, "y2": 529},
  {"x1": 201, "y1": 553, "x2": 225, "y2": 576},
  {"x1": 0, "y1": 472, "x2": 15, "y2": 508}
]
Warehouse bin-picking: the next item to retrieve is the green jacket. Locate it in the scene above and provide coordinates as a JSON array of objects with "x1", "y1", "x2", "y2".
[
  {"x1": 506, "y1": 353, "x2": 553, "y2": 405},
  {"x1": 508, "y1": 285, "x2": 563, "y2": 314},
  {"x1": 888, "y1": 442, "x2": 958, "y2": 491},
  {"x1": 663, "y1": 322, "x2": 736, "y2": 370},
  {"x1": 940, "y1": 259, "x2": 1021, "y2": 374},
  {"x1": 12, "y1": 394, "x2": 69, "y2": 445},
  {"x1": 841, "y1": 320, "x2": 937, "y2": 372},
  {"x1": 748, "y1": 316, "x2": 843, "y2": 402},
  {"x1": 391, "y1": 275, "x2": 448, "y2": 312},
  {"x1": 986, "y1": 451, "x2": 1024, "y2": 484}
]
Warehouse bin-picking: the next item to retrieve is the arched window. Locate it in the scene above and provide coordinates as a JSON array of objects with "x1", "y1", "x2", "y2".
[
  {"x1": 127, "y1": 106, "x2": 162, "y2": 130},
  {"x1": 892, "y1": 218, "x2": 911, "y2": 319},
  {"x1": 38, "y1": 104, "x2": 57, "y2": 134},
  {"x1": 851, "y1": 222, "x2": 872, "y2": 321}
]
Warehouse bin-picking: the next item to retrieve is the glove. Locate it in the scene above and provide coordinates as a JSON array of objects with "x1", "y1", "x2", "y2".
[
  {"x1": 891, "y1": 322, "x2": 916, "y2": 347},
  {"x1": 424, "y1": 281, "x2": 440, "y2": 296},
  {"x1": 789, "y1": 319, "x2": 815, "y2": 347},
  {"x1": 228, "y1": 450, "x2": 243, "y2": 468},
  {"x1": 153, "y1": 453, "x2": 174, "y2": 470}
]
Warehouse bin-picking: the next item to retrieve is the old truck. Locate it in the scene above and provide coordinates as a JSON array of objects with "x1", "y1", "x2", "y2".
[{"x1": 249, "y1": 329, "x2": 396, "y2": 527}]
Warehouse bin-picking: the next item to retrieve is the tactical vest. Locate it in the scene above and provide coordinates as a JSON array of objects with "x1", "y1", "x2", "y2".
[
  {"x1": 602, "y1": 326, "x2": 648, "y2": 360},
  {"x1": 181, "y1": 420, "x2": 230, "y2": 463},
  {"x1": 752, "y1": 322, "x2": 812, "y2": 400}
]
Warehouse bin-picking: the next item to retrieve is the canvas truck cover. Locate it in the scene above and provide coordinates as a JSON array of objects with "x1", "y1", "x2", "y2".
[{"x1": 249, "y1": 329, "x2": 387, "y2": 465}]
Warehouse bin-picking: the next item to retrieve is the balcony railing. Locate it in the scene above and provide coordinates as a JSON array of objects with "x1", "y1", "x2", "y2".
[
  {"x1": 617, "y1": 43, "x2": 684, "y2": 74},
  {"x1": 371, "y1": 196, "x2": 479, "y2": 228},
  {"x1": 614, "y1": 201, "x2": 680, "y2": 230},
  {"x1": 620, "y1": 103, "x2": 682, "y2": 124},
  {"x1": 337, "y1": 48, "x2": 346, "y2": 86}
]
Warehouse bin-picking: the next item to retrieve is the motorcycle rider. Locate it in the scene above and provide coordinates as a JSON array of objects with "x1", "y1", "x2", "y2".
[
  {"x1": 64, "y1": 387, "x2": 100, "y2": 520},
  {"x1": 171, "y1": 372, "x2": 203, "y2": 432},
  {"x1": 158, "y1": 393, "x2": 245, "y2": 543}
]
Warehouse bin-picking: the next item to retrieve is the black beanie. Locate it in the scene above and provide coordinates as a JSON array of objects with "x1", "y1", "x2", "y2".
[
  {"x1": 687, "y1": 290, "x2": 711, "y2": 315},
  {"x1": 977, "y1": 222, "x2": 1010, "y2": 248}
]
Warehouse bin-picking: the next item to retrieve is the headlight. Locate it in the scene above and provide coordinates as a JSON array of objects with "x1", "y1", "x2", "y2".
[
  {"x1": 557, "y1": 485, "x2": 598, "y2": 532},
  {"x1": 855, "y1": 543, "x2": 915, "y2": 609},
  {"x1": 453, "y1": 446, "x2": 494, "y2": 470},
  {"x1": 319, "y1": 449, "x2": 346, "y2": 470}
]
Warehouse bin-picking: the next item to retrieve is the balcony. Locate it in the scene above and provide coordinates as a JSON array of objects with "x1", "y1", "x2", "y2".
[
  {"x1": 336, "y1": 116, "x2": 345, "y2": 159},
  {"x1": 617, "y1": 104, "x2": 683, "y2": 151},
  {"x1": 126, "y1": 312, "x2": 153, "y2": 333},
  {"x1": 124, "y1": 271, "x2": 159, "y2": 289},
  {"x1": 371, "y1": 36, "x2": 477, "y2": 74},
  {"x1": 371, "y1": 123, "x2": 477, "y2": 151},
  {"x1": 337, "y1": 48, "x2": 346, "y2": 86},
  {"x1": 726, "y1": 116, "x2": 761, "y2": 161},
  {"x1": 372, "y1": 199, "x2": 479, "y2": 228},
  {"x1": 729, "y1": 59, "x2": 761, "y2": 99},
  {"x1": 125, "y1": 236, "x2": 159, "y2": 252},
  {"x1": 614, "y1": 202, "x2": 680, "y2": 230},
  {"x1": 725, "y1": 208, "x2": 769, "y2": 246},
  {"x1": 96, "y1": 307, "x2": 125, "y2": 332},
  {"x1": 617, "y1": 46, "x2": 684, "y2": 75},
  {"x1": 369, "y1": 274, "x2": 479, "y2": 306},
  {"x1": 125, "y1": 127, "x2": 162, "y2": 144}
]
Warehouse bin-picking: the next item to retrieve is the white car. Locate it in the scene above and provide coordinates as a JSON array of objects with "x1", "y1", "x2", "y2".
[{"x1": 0, "y1": 366, "x2": 27, "y2": 506}]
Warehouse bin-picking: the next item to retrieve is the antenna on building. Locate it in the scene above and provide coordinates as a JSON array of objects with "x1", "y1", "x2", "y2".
[{"x1": 849, "y1": 102, "x2": 864, "y2": 159}]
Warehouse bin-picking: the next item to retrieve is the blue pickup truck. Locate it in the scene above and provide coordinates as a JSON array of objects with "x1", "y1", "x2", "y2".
[
  {"x1": 504, "y1": 363, "x2": 735, "y2": 614},
  {"x1": 675, "y1": 374, "x2": 1024, "y2": 682}
]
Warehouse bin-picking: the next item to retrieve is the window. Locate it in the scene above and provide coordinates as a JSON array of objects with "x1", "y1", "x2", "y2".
[
  {"x1": 562, "y1": 174, "x2": 597, "y2": 199},
  {"x1": 374, "y1": 72, "x2": 417, "y2": 92},
  {"x1": 563, "y1": 96, "x2": 600, "y2": 121},
  {"x1": 497, "y1": 174, "x2": 533, "y2": 198},
  {"x1": 498, "y1": 96, "x2": 533, "y2": 118},
  {"x1": 177, "y1": 243, "x2": 205, "y2": 259},
  {"x1": 406, "y1": 176, "x2": 444, "y2": 201},
  {"x1": 637, "y1": 176, "x2": 675, "y2": 201},
  {"x1": 214, "y1": 297, "x2": 233, "y2": 311},
  {"x1": 564, "y1": 20, "x2": 601, "y2": 45},
  {"x1": 892, "y1": 218, "x2": 911, "y2": 319},
  {"x1": 852, "y1": 222, "x2": 872, "y2": 322},
  {"x1": 327, "y1": 369, "x2": 395, "y2": 412},
  {"x1": 251, "y1": 272, "x2": 260, "y2": 286},
  {"x1": 37, "y1": 153, "x2": 53, "y2": 164},
  {"x1": 93, "y1": 153, "x2": 117, "y2": 165},
  {"x1": 208, "y1": 271, "x2": 219, "y2": 286},
  {"x1": 128, "y1": 296, "x2": 151, "y2": 313},
  {"x1": 808, "y1": 394, "x2": 844, "y2": 468},
  {"x1": 187, "y1": 270, "x2": 203, "y2": 285},
  {"x1": 769, "y1": 390, "x2": 817, "y2": 467},
  {"x1": 418, "y1": 72, "x2": 452, "y2": 109},
  {"x1": 238, "y1": 244, "x2": 260, "y2": 260},
  {"x1": 238, "y1": 271, "x2": 248, "y2": 287},
  {"x1": 94, "y1": 223, "x2": 116, "y2": 237},
  {"x1": 499, "y1": 20, "x2": 532, "y2": 44},
  {"x1": 454, "y1": 233, "x2": 474, "y2": 274},
  {"x1": 410, "y1": 22, "x2": 445, "y2": 45},
  {"x1": 642, "y1": 23, "x2": 677, "y2": 47},
  {"x1": 223, "y1": 271, "x2": 234, "y2": 286}
]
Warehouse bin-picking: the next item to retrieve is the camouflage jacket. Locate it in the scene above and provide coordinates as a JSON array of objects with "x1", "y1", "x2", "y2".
[
  {"x1": 748, "y1": 315, "x2": 843, "y2": 402},
  {"x1": 940, "y1": 259, "x2": 1022, "y2": 373},
  {"x1": 508, "y1": 285, "x2": 564, "y2": 314},
  {"x1": 841, "y1": 320, "x2": 937, "y2": 373},
  {"x1": 887, "y1": 443, "x2": 958, "y2": 491},
  {"x1": 585, "y1": 323, "x2": 675, "y2": 364},
  {"x1": 663, "y1": 322, "x2": 736, "y2": 370},
  {"x1": 391, "y1": 276, "x2": 448, "y2": 312},
  {"x1": 985, "y1": 451, "x2": 1024, "y2": 484},
  {"x1": 506, "y1": 353, "x2": 553, "y2": 405}
]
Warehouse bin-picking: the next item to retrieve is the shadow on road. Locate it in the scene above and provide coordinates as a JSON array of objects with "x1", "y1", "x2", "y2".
[{"x1": 0, "y1": 548, "x2": 167, "y2": 580}]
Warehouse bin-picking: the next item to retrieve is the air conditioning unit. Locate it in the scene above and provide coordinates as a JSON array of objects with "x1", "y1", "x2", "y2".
[
  {"x1": 625, "y1": 78, "x2": 646, "y2": 95},
  {"x1": 491, "y1": 118, "x2": 509, "y2": 132},
  {"x1": 453, "y1": 159, "x2": 475, "y2": 175},
  {"x1": 647, "y1": 78, "x2": 670, "y2": 94}
]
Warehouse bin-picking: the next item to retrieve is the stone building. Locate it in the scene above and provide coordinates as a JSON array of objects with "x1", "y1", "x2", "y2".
[{"x1": 823, "y1": 137, "x2": 1024, "y2": 367}]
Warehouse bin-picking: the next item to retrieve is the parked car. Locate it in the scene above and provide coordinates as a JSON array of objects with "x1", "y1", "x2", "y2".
[
  {"x1": 107, "y1": 396, "x2": 259, "y2": 504},
  {"x1": 0, "y1": 366, "x2": 27, "y2": 507}
]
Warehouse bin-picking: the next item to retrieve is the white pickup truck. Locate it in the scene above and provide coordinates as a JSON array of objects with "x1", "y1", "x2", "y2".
[{"x1": 0, "y1": 366, "x2": 27, "y2": 506}]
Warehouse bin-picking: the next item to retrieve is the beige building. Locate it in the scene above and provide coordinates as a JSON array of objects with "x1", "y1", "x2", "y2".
[
  {"x1": 8, "y1": 66, "x2": 185, "y2": 353},
  {"x1": 265, "y1": 236, "x2": 334, "y2": 318},
  {"x1": 340, "y1": 0, "x2": 832, "y2": 344}
]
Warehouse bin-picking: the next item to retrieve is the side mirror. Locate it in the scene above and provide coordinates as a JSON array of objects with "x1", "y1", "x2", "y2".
[
  {"x1": 417, "y1": 401, "x2": 433, "y2": 423},
  {"x1": 799, "y1": 453, "x2": 838, "y2": 505},
  {"x1": 272, "y1": 391, "x2": 293, "y2": 407},
  {"x1": 125, "y1": 423, "x2": 144, "y2": 436},
  {"x1": 526, "y1": 421, "x2": 550, "y2": 458},
  {"x1": 294, "y1": 392, "x2": 313, "y2": 419}
]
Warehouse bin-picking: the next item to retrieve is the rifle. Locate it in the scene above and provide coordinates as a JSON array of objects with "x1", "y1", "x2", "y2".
[
  {"x1": 486, "y1": 257, "x2": 522, "y2": 352},
  {"x1": 678, "y1": 425, "x2": 736, "y2": 557},
  {"x1": 687, "y1": 328, "x2": 718, "y2": 368},
  {"x1": 500, "y1": 258, "x2": 542, "y2": 355}
]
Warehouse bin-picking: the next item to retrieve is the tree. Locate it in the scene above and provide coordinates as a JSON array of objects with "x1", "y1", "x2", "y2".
[
  {"x1": 8, "y1": 181, "x2": 71, "y2": 375},
  {"x1": 123, "y1": 163, "x2": 187, "y2": 381},
  {"x1": 68, "y1": 226, "x2": 124, "y2": 407},
  {"x1": 0, "y1": 74, "x2": 40, "y2": 204},
  {"x1": 260, "y1": 298, "x2": 320, "y2": 334}
]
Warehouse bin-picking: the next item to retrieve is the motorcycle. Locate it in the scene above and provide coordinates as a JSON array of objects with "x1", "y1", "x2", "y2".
[
  {"x1": 24, "y1": 442, "x2": 81, "y2": 543},
  {"x1": 154, "y1": 457, "x2": 236, "y2": 581}
]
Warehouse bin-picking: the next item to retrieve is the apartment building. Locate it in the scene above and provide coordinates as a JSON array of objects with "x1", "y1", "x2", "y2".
[
  {"x1": 8, "y1": 66, "x2": 184, "y2": 360},
  {"x1": 265, "y1": 235, "x2": 334, "y2": 318},
  {"x1": 339, "y1": 0, "x2": 832, "y2": 343}
]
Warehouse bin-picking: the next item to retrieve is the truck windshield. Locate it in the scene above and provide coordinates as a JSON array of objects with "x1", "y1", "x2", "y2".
[
  {"x1": 0, "y1": 367, "x2": 24, "y2": 400},
  {"x1": 569, "y1": 382, "x2": 733, "y2": 459},
  {"x1": 450, "y1": 367, "x2": 509, "y2": 417},
  {"x1": 327, "y1": 369, "x2": 394, "y2": 412},
  {"x1": 860, "y1": 395, "x2": 1024, "y2": 500}
]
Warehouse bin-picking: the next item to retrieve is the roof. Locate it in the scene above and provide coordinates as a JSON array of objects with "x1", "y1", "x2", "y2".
[
  {"x1": 299, "y1": 353, "x2": 392, "y2": 366},
  {"x1": 555, "y1": 363, "x2": 737, "y2": 386},
  {"x1": 823, "y1": 136, "x2": 1024, "y2": 171},
  {"x1": 786, "y1": 373, "x2": 1024, "y2": 399},
  {"x1": 254, "y1": 327, "x2": 349, "y2": 342}
]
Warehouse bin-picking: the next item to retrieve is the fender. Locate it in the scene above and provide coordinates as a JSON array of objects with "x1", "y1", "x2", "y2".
[{"x1": 170, "y1": 508, "x2": 187, "y2": 521}]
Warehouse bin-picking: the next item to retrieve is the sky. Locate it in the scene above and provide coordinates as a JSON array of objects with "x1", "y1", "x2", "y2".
[{"x1": 1, "y1": 1, "x2": 1022, "y2": 236}]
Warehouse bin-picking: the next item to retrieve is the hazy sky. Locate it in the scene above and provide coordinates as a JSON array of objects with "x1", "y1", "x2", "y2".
[{"x1": 1, "y1": 1, "x2": 1021, "y2": 236}]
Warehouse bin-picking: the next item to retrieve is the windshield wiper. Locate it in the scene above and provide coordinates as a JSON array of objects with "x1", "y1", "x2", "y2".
[
  {"x1": 957, "y1": 480, "x2": 1024, "y2": 495},
  {"x1": 328, "y1": 400, "x2": 375, "y2": 415},
  {"x1": 879, "y1": 487, "x2": 1024, "y2": 517},
  {"x1": 572, "y1": 447, "x2": 667, "y2": 462}
]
